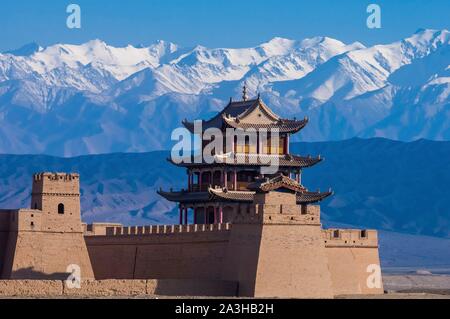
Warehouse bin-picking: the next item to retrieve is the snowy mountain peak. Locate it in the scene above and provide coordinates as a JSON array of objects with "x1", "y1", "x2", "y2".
[
  {"x1": 4, "y1": 42, "x2": 43, "y2": 56},
  {"x1": 404, "y1": 28, "x2": 450, "y2": 50},
  {"x1": 148, "y1": 39, "x2": 179, "y2": 55},
  {"x1": 0, "y1": 30, "x2": 450, "y2": 155},
  {"x1": 260, "y1": 37, "x2": 300, "y2": 55}
]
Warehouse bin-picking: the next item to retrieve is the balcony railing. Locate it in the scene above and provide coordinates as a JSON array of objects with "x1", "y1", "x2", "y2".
[{"x1": 190, "y1": 182, "x2": 250, "y2": 192}]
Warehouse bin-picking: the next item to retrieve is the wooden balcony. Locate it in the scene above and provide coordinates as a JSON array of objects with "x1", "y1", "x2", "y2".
[{"x1": 190, "y1": 181, "x2": 250, "y2": 192}]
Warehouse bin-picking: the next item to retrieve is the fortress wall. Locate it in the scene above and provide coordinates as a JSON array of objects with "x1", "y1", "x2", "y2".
[
  {"x1": 85, "y1": 224, "x2": 232, "y2": 280},
  {"x1": 0, "y1": 231, "x2": 8, "y2": 275},
  {"x1": 83, "y1": 222, "x2": 123, "y2": 236},
  {"x1": 7, "y1": 231, "x2": 93, "y2": 280},
  {"x1": 0, "y1": 210, "x2": 15, "y2": 277},
  {"x1": 0, "y1": 172, "x2": 96, "y2": 280},
  {"x1": 0, "y1": 279, "x2": 238, "y2": 297},
  {"x1": 324, "y1": 229, "x2": 384, "y2": 295},
  {"x1": 0, "y1": 210, "x2": 14, "y2": 231},
  {"x1": 223, "y1": 199, "x2": 334, "y2": 298},
  {"x1": 254, "y1": 224, "x2": 333, "y2": 298},
  {"x1": 1, "y1": 209, "x2": 94, "y2": 280}
]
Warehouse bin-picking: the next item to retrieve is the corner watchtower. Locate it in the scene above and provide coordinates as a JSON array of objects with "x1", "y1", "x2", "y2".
[
  {"x1": 1, "y1": 172, "x2": 94, "y2": 279},
  {"x1": 31, "y1": 172, "x2": 80, "y2": 212},
  {"x1": 31, "y1": 173, "x2": 81, "y2": 232}
]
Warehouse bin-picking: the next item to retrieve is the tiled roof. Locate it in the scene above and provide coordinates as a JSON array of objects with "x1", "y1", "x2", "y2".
[
  {"x1": 183, "y1": 99, "x2": 260, "y2": 133},
  {"x1": 297, "y1": 191, "x2": 333, "y2": 204},
  {"x1": 168, "y1": 153, "x2": 322, "y2": 168},
  {"x1": 182, "y1": 97, "x2": 296, "y2": 133},
  {"x1": 158, "y1": 187, "x2": 332, "y2": 205},
  {"x1": 222, "y1": 115, "x2": 308, "y2": 133},
  {"x1": 157, "y1": 189, "x2": 212, "y2": 203},
  {"x1": 209, "y1": 188, "x2": 332, "y2": 204},
  {"x1": 208, "y1": 188, "x2": 254, "y2": 202},
  {"x1": 248, "y1": 174, "x2": 306, "y2": 193}
]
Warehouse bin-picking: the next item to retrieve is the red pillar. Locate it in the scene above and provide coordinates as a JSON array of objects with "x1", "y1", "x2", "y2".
[
  {"x1": 184, "y1": 207, "x2": 188, "y2": 225},
  {"x1": 179, "y1": 205, "x2": 183, "y2": 225},
  {"x1": 234, "y1": 169, "x2": 237, "y2": 191},
  {"x1": 220, "y1": 206, "x2": 223, "y2": 224},
  {"x1": 193, "y1": 207, "x2": 197, "y2": 224}
]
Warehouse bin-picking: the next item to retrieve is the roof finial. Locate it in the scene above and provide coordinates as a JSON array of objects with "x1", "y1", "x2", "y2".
[{"x1": 242, "y1": 83, "x2": 248, "y2": 101}]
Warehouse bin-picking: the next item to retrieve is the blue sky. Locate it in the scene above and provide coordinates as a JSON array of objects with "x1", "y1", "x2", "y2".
[{"x1": 1, "y1": 0, "x2": 449, "y2": 51}]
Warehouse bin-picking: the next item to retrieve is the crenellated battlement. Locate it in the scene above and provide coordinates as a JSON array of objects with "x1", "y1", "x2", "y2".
[
  {"x1": 323, "y1": 229, "x2": 378, "y2": 247},
  {"x1": 84, "y1": 222, "x2": 232, "y2": 237},
  {"x1": 31, "y1": 172, "x2": 80, "y2": 198},
  {"x1": 33, "y1": 172, "x2": 79, "y2": 182},
  {"x1": 233, "y1": 202, "x2": 321, "y2": 225}
]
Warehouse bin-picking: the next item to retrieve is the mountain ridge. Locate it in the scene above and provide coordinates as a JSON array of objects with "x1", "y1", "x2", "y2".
[
  {"x1": 0, "y1": 138, "x2": 449, "y2": 238},
  {"x1": 0, "y1": 29, "x2": 449, "y2": 156}
]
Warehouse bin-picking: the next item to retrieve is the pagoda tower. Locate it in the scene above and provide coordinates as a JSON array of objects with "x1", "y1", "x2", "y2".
[{"x1": 158, "y1": 87, "x2": 332, "y2": 225}]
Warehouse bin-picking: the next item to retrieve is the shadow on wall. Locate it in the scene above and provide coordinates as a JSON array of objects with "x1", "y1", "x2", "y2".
[
  {"x1": 153, "y1": 279, "x2": 238, "y2": 297},
  {"x1": 221, "y1": 222, "x2": 264, "y2": 297},
  {"x1": 12, "y1": 267, "x2": 70, "y2": 280}
]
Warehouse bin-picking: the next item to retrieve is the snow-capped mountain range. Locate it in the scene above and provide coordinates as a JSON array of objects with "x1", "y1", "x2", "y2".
[{"x1": 0, "y1": 29, "x2": 449, "y2": 156}]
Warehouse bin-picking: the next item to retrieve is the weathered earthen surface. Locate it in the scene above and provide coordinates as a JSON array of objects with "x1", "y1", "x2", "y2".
[
  {"x1": 0, "y1": 280, "x2": 63, "y2": 297},
  {"x1": 0, "y1": 279, "x2": 238, "y2": 297},
  {"x1": 223, "y1": 192, "x2": 334, "y2": 298},
  {"x1": 326, "y1": 247, "x2": 384, "y2": 295},
  {"x1": 147, "y1": 279, "x2": 238, "y2": 297},
  {"x1": 324, "y1": 229, "x2": 383, "y2": 295},
  {"x1": 85, "y1": 229, "x2": 230, "y2": 280},
  {"x1": 64, "y1": 279, "x2": 147, "y2": 297}
]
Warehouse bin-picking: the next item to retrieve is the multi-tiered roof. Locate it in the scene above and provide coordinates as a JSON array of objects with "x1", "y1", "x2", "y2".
[
  {"x1": 182, "y1": 97, "x2": 308, "y2": 134},
  {"x1": 159, "y1": 178, "x2": 332, "y2": 204},
  {"x1": 158, "y1": 90, "x2": 332, "y2": 209}
]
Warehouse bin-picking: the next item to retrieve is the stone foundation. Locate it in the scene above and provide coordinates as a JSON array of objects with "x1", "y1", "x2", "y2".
[{"x1": 0, "y1": 279, "x2": 238, "y2": 297}]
